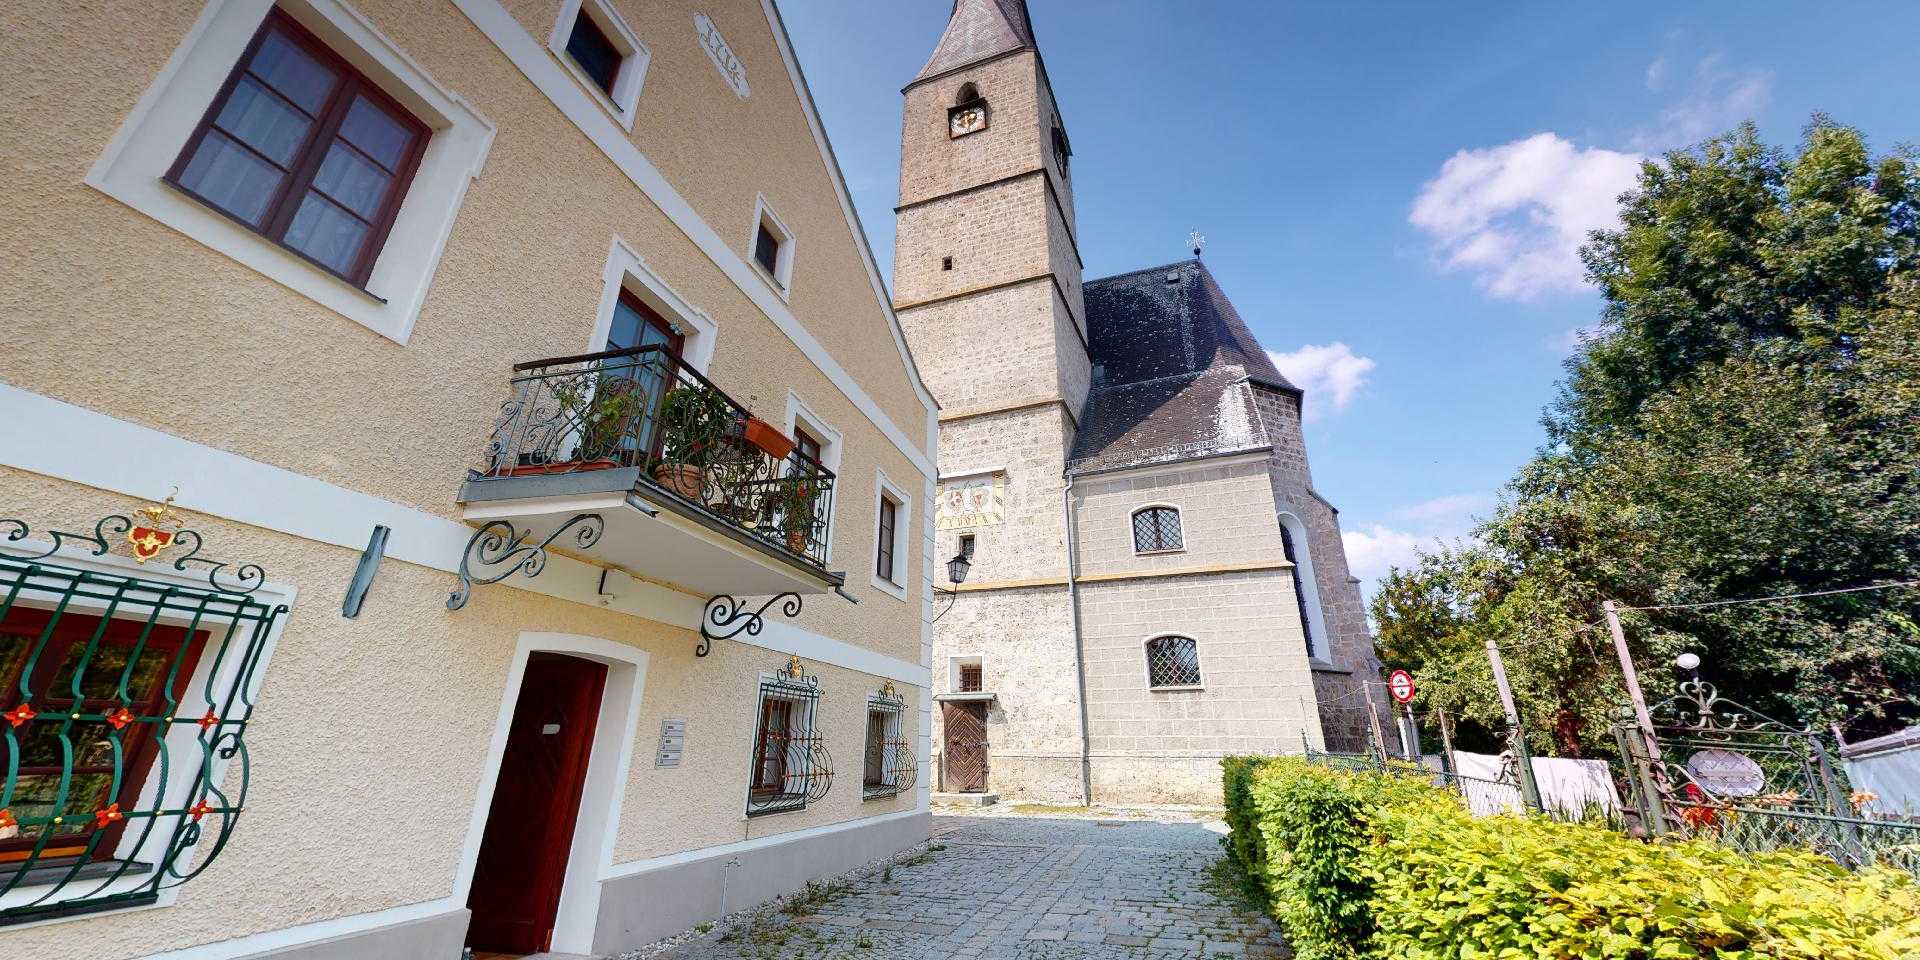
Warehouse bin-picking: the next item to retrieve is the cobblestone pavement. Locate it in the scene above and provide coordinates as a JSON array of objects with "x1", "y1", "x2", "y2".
[{"x1": 639, "y1": 814, "x2": 1287, "y2": 960}]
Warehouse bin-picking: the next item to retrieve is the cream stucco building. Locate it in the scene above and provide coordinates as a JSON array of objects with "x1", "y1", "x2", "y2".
[
  {"x1": 0, "y1": 1, "x2": 936, "y2": 957},
  {"x1": 896, "y1": 0, "x2": 1388, "y2": 805}
]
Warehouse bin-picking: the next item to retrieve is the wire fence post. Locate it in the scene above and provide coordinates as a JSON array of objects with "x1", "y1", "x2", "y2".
[
  {"x1": 1484, "y1": 637, "x2": 1545, "y2": 813},
  {"x1": 1436, "y1": 706, "x2": 1456, "y2": 780},
  {"x1": 1365, "y1": 686, "x2": 1392, "y2": 765},
  {"x1": 1604, "y1": 599, "x2": 1665, "y2": 772}
]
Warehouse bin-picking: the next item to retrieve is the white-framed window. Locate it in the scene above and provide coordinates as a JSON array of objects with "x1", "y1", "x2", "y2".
[
  {"x1": 1143, "y1": 635, "x2": 1203, "y2": 691},
  {"x1": 784, "y1": 392, "x2": 843, "y2": 560},
  {"x1": 949, "y1": 654, "x2": 985, "y2": 693},
  {"x1": 84, "y1": 0, "x2": 495, "y2": 345},
  {"x1": 546, "y1": 0, "x2": 650, "y2": 131},
  {"x1": 870, "y1": 472, "x2": 911, "y2": 600},
  {"x1": 1278, "y1": 513, "x2": 1330, "y2": 661},
  {"x1": 862, "y1": 693, "x2": 906, "y2": 800},
  {"x1": 748, "y1": 194, "x2": 796, "y2": 295},
  {"x1": 1130, "y1": 503, "x2": 1184, "y2": 554},
  {"x1": 589, "y1": 237, "x2": 718, "y2": 371}
]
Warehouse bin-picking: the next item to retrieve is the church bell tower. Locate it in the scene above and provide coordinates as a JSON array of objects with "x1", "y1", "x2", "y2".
[{"x1": 894, "y1": 0, "x2": 1094, "y2": 800}]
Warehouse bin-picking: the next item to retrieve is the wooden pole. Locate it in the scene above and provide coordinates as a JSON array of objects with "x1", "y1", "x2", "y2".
[
  {"x1": 1436, "y1": 707, "x2": 1456, "y2": 778},
  {"x1": 1484, "y1": 637, "x2": 1545, "y2": 811},
  {"x1": 1604, "y1": 600, "x2": 1664, "y2": 766},
  {"x1": 1364, "y1": 687, "x2": 1391, "y2": 763}
]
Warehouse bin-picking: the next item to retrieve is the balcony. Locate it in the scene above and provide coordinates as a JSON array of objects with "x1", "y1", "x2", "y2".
[{"x1": 455, "y1": 346, "x2": 842, "y2": 601}]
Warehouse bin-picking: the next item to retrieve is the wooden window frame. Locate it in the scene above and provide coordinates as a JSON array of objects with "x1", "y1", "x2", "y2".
[
  {"x1": 0, "y1": 608, "x2": 209, "y2": 862},
  {"x1": 875, "y1": 495, "x2": 898, "y2": 584},
  {"x1": 163, "y1": 8, "x2": 430, "y2": 289},
  {"x1": 748, "y1": 695, "x2": 793, "y2": 797},
  {"x1": 957, "y1": 662, "x2": 983, "y2": 694}
]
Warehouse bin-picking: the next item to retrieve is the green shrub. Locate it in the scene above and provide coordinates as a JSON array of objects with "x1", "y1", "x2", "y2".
[{"x1": 1220, "y1": 756, "x2": 1920, "y2": 960}]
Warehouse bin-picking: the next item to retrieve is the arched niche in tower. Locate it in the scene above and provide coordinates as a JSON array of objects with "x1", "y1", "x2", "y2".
[{"x1": 948, "y1": 83, "x2": 989, "y2": 138}]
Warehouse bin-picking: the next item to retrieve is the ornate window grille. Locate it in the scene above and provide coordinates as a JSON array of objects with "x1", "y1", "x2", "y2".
[
  {"x1": 0, "y1": 511, "x2": 281, "y2": 925},
  {"x1": 1131, "y1": 506, "x2": 1183, "y2": 553},
  {"x1": 862, "y1": 683, "x2": 915, "y2": 800},
  {"x1": 1145, "y1": 635, "x2": 1202, "y2": 689},
  {"x1": 746, "y1": 657, "x2": 832, "y2": 817}
]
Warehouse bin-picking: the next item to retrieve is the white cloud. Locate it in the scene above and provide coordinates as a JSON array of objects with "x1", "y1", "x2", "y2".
[
  {"x1": 1267, "y1": 342, "x2": 1375, "y2": 421},
  {"x1": 1409, "y1": 133, "x2": 1643, "y2": 300},
  {"x1": 1644, "y1": 57, "x2": 1669, "y2": 91},
  {"x1": 1344, "y1": 492, "x2": 1495, "y2": 598},
  {"x1": 1637, "y1": 55, "x2": 1771, "y2": 150},
  {"x1": 1343, "y1": 525, "x2": 1427, "y2": 583}
]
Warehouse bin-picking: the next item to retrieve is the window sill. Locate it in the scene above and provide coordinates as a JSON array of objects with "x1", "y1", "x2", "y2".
[
  {"x1": 745, "y1": 792, "x2": 810, "y2": 818},
  {"x1": 750, "y1": 261, "x2": 792, "y2": 301},
  {"x1": 1133, "y1": 548, "x2": 1186, "y2": 557},
  {"x1": 552, "y1": 51, "x2": 637, "y2": 132},
  {"x1": 1149, "y1": 685, "x2": 1205, "y2": 693},
  {"x1": 861, "y1": 785, "x2": 901, "y2": 801},
  {"x1": 1308, "y1": 659, "x2": 1351, "y2": 675},
  {"x1": 869, "y1": 574, "x2": 907, "y2": 602},
  {"x1": 0, "y1": 859, "x2": 158, "y2": 928},
  {"x1": 6, "y1": 857, "x2": 154, "y2": 889}
]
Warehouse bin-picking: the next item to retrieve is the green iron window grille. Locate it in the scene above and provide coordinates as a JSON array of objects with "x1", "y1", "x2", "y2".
[
  {"x1": 747, "y1": 657, "x2": 832, "y2": 817},
  {"x1": 0, "y1": 512, "x2": 282, "y2": 926},
  {"x1": 862, "y1": 683, "x2": 915, "y2": 801}
]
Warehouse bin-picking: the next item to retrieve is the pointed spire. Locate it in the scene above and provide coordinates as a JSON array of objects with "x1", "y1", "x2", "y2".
[{"x1": 913, "y1": 0, "x2": 1036, "y2": 84}]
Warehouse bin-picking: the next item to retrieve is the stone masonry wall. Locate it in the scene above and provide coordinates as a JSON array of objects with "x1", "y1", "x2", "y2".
[
  {"x1": 898, "y1": 55, "x2": 1043, "y2": 210},
  {"x1": 1077, "y1": 571, "x2": 1325, "y2": 804},
  {"x1": 895, "y1": 174, "x2": 1064, "y2": 309},
  {"x1": 929, "y1": 584, "x2": 1082, "y2": 802},
  {"x1": 1250, "y1": 385, "x2": 1388, "y2": 751},
  {"x1": 897, "y1": 280, "x2": 1063, "y2": 413},
  {"x1": 936, "y1": 403, "x2": 1073, "y2": 582},
  {"x1": 1073, "y1": 459, "x2": 1286, "y2": 577}
]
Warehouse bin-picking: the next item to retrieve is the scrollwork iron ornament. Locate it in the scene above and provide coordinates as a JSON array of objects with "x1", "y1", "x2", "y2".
[
  {"x1": 698, "y1": 592, "x2": 803, "y2": 656},
  {"x1": 0, "y1": 511, "x2": 268, "y2": 595},
  {"x1": 447, "y1": 514, "x2": 605, "y2": 610},
  {"x1": 1650, "y1": 675, "x2": 1804, "y2": 738}
]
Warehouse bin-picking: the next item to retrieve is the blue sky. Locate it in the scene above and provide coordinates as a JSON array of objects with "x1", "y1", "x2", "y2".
[{"x1": 780, "y1": 1, "x2": 1920, "y2": 597}]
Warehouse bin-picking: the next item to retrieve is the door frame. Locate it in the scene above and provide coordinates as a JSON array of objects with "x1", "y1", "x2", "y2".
[{"x1": 453, "y1": 632, "x2": 650, "y2": 955}]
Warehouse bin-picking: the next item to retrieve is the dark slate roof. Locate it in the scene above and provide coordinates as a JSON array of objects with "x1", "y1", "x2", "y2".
[
  {"x1": 1068, "y1": 259, "x2": 1298, "y2": 473},
  {"x1": 913, "y1": 0, "x2": 1035, "y2": 83}
]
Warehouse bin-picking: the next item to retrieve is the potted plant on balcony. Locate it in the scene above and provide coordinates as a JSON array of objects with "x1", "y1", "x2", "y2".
[
  {"x1": 740, "y1": 416, "x2": 796, "y2": 461},
  {"x1": 498, "y1": 376, "x2": 643, "y2": 476},
  {"x1": 653, "y1": 383, "x2": 733, "y2": 500},
  {"x1": 771, "y1": 473, "x2": 822, "y2": 556}
]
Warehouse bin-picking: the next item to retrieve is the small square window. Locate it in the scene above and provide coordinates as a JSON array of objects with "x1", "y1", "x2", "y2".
[
  {"x1": 958, "y1": 663, "x2": 983, "y2": 693},
  {"x1": 749, "y1": 195, "x2": 796, "y2": 294},
  {"x1": 942, "y1": 256, "x2": 954, "y2": 271},
  {"x1": 566, "y1": 10, "x2": 623, "y2": 96},
  {"x1": 1131, "y1": 506, "x2": 1184, "y2": 553}
]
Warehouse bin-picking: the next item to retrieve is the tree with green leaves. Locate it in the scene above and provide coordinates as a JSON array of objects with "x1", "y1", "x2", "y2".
[{"x1": 1375, "y1": 120, "x2": 1920, "y2": 755}]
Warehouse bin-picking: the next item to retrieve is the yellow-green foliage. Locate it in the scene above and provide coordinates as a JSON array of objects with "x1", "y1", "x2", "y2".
[{"x1": 1220, "y1": 756, "x2": 1920, "y2": 960}]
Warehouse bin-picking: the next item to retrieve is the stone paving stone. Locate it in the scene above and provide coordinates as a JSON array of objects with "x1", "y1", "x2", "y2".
[{"x1": 635, "y1": 815, "x2": 1288, "y2": 960}]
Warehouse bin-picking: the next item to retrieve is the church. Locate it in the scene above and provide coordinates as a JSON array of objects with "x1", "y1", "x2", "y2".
[{"x1": 895, "y1": 0, "x2": 1388, "y2": 803}]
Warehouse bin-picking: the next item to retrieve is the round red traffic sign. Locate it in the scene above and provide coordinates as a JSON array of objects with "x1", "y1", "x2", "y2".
[{"x1": 1387, "y1": 669, "x2": 1416, "y2": 704}]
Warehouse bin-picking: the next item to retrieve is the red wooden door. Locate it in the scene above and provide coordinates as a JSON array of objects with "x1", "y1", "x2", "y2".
[
  {"x1": 466, "y1": 653, "x2": 608, "y2": 955},
  {"x1": 942, "y1": 701, "x2": 988, "y2": 792}
]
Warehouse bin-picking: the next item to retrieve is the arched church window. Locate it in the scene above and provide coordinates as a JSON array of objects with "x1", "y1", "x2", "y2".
[
  {"x1": 949, "y1": 83, "x2": 988, "y2": 138},
  {"x1": 1279, "y1": 523, "x2": 1320, "y2": 659},
  {"x1": 1131, "y1": 505, "x2": 1183, "y2": 553},
  {"x1": 1145, "y1": 635, "x2": 1202, "y2": 689}
]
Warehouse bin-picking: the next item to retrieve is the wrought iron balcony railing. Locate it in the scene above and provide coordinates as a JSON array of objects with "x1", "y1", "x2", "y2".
[{"x1": 475, "y1": 346, "x2": 835, "y2": 567}]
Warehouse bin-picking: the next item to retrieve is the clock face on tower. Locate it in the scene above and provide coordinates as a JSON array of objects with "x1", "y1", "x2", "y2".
[{"x1": 949, "y1": 103, "x2": 988, "y2": 138}]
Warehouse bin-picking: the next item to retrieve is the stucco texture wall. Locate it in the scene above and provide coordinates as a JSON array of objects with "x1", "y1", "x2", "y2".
[
  {"x1": 0, "y1": 0, "x2": 928, "y2": 660},
  {"x1": 0, "y1": 469, "x2": 919, "y2": 958}
]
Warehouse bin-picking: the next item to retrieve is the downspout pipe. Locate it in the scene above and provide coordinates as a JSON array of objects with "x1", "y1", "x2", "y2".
[{"x1": 1063, "y1": 467, "x2": 1093, "y2": 806}]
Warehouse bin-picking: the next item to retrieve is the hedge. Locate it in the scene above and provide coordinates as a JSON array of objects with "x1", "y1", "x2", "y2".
[{"x1": 1220, "y1": 756, "x2": 1920, "y2": 960}]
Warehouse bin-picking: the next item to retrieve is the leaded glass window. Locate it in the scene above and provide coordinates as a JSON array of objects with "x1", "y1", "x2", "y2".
[
  {"x1": 1131, "y1": 506, "x2": 1183, "y2": 553},
  {"x1": 1145, "y1": 636, "x2": 1201, "y2": 689}
]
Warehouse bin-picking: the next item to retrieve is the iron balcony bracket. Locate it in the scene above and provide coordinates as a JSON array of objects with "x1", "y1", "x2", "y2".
[
  {"x1": 698, "y1": 592, "x2": 802, "y2": 657},
  {"x1": 447, "y1": 514, "x2": 605, "y2": 611}
]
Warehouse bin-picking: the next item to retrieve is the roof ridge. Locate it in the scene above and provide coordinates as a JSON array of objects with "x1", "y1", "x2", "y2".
[{"x1": 1085, "y1": 257, "x2": 1206, "y2": 287}]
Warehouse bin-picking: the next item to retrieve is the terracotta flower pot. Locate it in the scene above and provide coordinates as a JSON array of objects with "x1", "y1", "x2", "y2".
[
  {"x1": 743, "y1": 418, "x2": 796, "y2": 461},
  {"x1": 653, "y1": 463, "x2": 705, "y2": 500},
  {"x1": 786, "y1": 530, "x2": 809, "y2": 554},
  {"x1": 495, "y1": 458, "x2": 619, "y2": 477}
]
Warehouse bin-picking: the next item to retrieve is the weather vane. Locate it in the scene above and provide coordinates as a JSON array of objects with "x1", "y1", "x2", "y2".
[{"x1": 1188, "y1": 230, "x2": 1206, "y2": 257}]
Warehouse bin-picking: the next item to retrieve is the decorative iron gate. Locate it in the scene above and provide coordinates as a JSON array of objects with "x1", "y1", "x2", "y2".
[
  {"x1": 0, "y1": 509, "x2": 282, "y2": 924},
  {"x1": 1615, "y1": 675, "x2": 1920, "y2": 878},
  {"x1": 942, "y1": 701, "x2": 988, "y2": 792}
]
